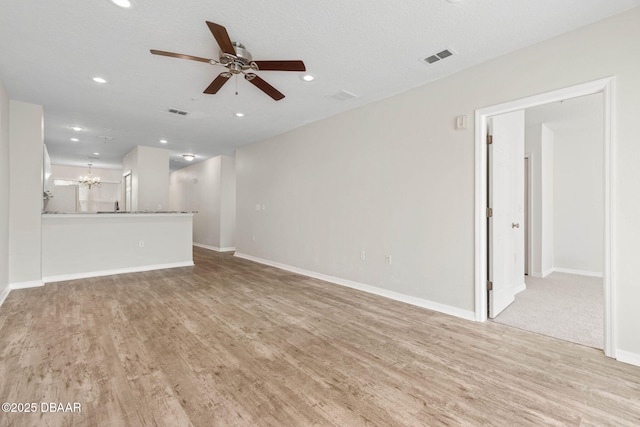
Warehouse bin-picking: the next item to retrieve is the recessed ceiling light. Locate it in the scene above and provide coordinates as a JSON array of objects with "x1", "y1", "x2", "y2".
[
  {"x1": 159, "y1": 139, "x2": 168, "y2": 144},
  {"x1": 300, "y1": 74, "x2": 315, "y2": 82},
  {"x1": 93, "y1": 152, "x2": 100, "y2": 156},
  {"x1": 92, "y1": 77, "x2": 107, "y2": 84},
  {"x1": 183, "y1": 154, "x2": 195, "y2": 162},
  {"x1": 70, "y1": 138, "x2": 79, "y2": 142},
  {"x1": 235, "y1": 112, "x2": 245, "y2": 117},
  {"x1": 110, "y1": 0, "x2": 131, "y2": 8},
  {"x1": 69, "y1": 126, "x2": 84, "y2": 132}
]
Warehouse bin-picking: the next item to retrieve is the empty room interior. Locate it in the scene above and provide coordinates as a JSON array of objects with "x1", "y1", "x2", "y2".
[{"x1": 1, "y1": 1, "x2": 640, "y2": 426}]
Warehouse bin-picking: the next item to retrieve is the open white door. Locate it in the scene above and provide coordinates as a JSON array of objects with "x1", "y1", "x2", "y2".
[{"x1": 488, "y1": 110, "x2": 525, "y2": 318}]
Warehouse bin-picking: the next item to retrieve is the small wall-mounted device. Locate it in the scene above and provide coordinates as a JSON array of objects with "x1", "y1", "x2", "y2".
[{"x1": 455, "y1": 115, "x2": 468, "y2": 130}]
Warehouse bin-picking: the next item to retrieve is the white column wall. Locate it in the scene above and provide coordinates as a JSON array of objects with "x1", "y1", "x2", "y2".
[
  {"x1": 0, "y1": 82, "x2": 10, "y2": 301},
  {"x1": 8, "y1": 101, "x2": 43, "y2": 287},
  {"x1": 540, "y1": 124, "x2": 555, "y2": 276}
]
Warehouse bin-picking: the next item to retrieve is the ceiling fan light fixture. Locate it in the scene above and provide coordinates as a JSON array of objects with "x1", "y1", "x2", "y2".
[
  {"x1": 110, "y1": 0, "x2": 132, "y2": 8},
  {"x1": 183, "y1": 154, "x2": 195, "y2": 162}
]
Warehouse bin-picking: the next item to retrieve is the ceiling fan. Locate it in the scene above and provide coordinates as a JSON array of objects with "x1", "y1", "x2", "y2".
[{"x1": 150, "y1": 21, "x2": 306, "y2": 101}]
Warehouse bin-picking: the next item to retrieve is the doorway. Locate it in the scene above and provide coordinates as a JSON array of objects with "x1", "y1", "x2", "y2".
[
  {"x1": 492, "y1": 94, "x2": 605, "y2": 349},
  {"x1": 474, "y1": 77, "x2": 615, "y2": 357}
]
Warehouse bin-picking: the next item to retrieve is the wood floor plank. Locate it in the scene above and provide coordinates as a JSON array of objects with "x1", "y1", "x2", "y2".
[{"x1": 1, "y1": 247, "x2": 640, "y2": 426}]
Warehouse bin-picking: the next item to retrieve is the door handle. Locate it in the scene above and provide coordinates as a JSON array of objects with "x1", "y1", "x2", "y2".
[{"x1": 512, "y1": 223, "x2": 520, "y2": 229}]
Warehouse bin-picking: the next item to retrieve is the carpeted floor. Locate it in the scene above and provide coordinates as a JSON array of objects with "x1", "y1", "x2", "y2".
[{"x1": 493, "y1": 272, "x2": 604, "y2": 349}]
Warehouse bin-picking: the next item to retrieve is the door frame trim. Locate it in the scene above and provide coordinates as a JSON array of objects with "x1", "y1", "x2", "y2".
[
  {"x1": 524, "y1": 153, "x2": 532, "y2": 277},
  {"x1": 473, "y1": 77, "x2": 615, "y2": 358}
]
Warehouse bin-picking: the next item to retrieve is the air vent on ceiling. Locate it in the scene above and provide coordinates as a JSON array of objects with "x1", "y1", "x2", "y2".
[
  {"x1": 168, "y1": 108, "x2": 189, "y2": 116},
  {"x1": 329, "y1": 90, "x2": 359, "y2": 101},
  {"x1": 423, "y1": 49, "x2": 454, "y2": 65}
]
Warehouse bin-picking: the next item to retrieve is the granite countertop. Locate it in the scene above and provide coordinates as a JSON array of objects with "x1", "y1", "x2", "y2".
[{"x1": 43, "y1": 211, "x2": 197, "y2": 214}]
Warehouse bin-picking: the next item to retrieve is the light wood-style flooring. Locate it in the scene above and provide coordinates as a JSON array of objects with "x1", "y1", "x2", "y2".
[{"x1": 1, "y1": 247, "x2": 639, "y2": 426}]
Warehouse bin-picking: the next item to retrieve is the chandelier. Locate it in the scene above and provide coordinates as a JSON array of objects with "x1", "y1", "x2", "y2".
[{"x1": 78, "y1": 163, "x2": 101, "y2": 189}]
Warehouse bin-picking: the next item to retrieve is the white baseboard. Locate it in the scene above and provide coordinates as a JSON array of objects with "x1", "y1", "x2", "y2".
[
  {"x1": 10, "y1": 280, "x2": 44, "y2": 290},
  {"x1": 194, "y1": 243, "x2": 236, "y2": 253},
  {"x1": 552, "y1": 267, "x2": 603, "y2": 278},
  {"x1": 616, "y1": 350, "x2": 640, "y2": 368},
  {"x1": 234, "y1": 252, "x2": 476, "y2": 322},
  {"x1": 0, "y1": 286, "x2": 10, "y2": 308},
  {"x1": 43, "y1": 261, "x2": 194, "y2": 284}
]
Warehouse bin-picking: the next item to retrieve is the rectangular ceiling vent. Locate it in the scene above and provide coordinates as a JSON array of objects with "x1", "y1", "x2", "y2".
[
  {"x1": 329, "y1": 90, "x2": 359, "y2": 101},
  {"x1": 168, "y1": 108, "x2": 189, "y2": 116},
  {"x1": 423, "y1": 49, "x2": 454, "y2": 65}
]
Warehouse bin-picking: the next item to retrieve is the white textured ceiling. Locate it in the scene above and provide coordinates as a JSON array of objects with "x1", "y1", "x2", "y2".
[{"x1": 1, "y1": 0, "x2": 638, "y2": 170}]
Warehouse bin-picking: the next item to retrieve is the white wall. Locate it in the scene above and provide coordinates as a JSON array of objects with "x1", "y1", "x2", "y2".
[
  {"x1": 42, "y1": 213, "x2": 193, "y2": 279},
  {"x1": 169, "y1": 155, "x2": 236, "y2": 251},
  {"x1": 122, "y1": 146, "x2": 169, "y2": 211},
  {"x1": 553, "y1": 124, "x2": 603, "y2": 275},
  {"x1": 0, "y1": 81, "x2": 10, "y2": 302},
  {"x1": 541, "y1": 124, "x2": 555, "y2": 276},
  {"x1": 122, "y1": 145, "x2": 139, "y2": 211},
  {"x1": 8, "y1": 101, "x2": 43, "y2": 287},
  {"x1": 525, "y1": 123, "x2": 543, "y2": 276},
  {"x1": 219, "y1": 156, "x2": 236, "y2": 250},
  {"x1": 235, "y1": 8, "x2": 640, "y2": 356}
]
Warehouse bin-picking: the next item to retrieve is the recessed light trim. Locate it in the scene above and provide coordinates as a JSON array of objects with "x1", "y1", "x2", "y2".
[
  {"x1": 92, "y1": 77, "x2": 107, "y2": 84},
  {"x1": 235, "y1": 112, "x2": 245, "y2": 118},
  {"x1": 159, "y1": 139, "x2": 168, "y2": 144},
  {"x1": 110, "y1": 0, "x2": 131, "y2": 8},
  {"x1": 70, "y1": 138, "x2": 79, "y2": 142},
  {"x1": 300, "y1": 74, "x2": 315, "y2": 82},
  {"x1": 93, "y1": 152, "x2": 100, "y2": 156},
  {"x1": 183, "y1": 154, "x2": 195, "y2": 162}
]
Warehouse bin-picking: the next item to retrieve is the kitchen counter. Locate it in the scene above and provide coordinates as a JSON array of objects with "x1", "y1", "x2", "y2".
[
  {"x1": 42, "y1": 212, "x2": 194, "y2": 282},
  {"x1": 43, "y1": 211, "x2": 196, "y2": 215}
]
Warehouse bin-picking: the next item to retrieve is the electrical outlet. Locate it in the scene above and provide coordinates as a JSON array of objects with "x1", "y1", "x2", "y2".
[
  {"x1": 139, "y1": 240, "x2": 144, "y2": 248},
  {"x1": 360, "y1": 250, "x2": 366, "y2": 261},
  {"x1": 385, "y1": 255, "x2": 392, "y2": 264}
]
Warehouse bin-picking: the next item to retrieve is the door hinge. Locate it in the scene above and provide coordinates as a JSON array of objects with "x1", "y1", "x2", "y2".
[
  {"x1": 486, "y1": 207, "x2": 493, "y2": 218},
  {"x1": 487, "y1": 134, "x2": 493, "y2": 145},
  {"x1": 487, "y1": 280, "x2": 493, "y2": 291}
]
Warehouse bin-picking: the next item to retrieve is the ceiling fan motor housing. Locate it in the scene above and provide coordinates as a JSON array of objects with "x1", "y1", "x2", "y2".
[{"x1": 220, "y1": 42, "x2": 255, "y2": 74}]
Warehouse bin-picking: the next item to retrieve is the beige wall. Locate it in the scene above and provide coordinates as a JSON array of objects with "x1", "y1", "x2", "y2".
[
  {"x1": 8, "y1": 101, "x2": 43, "y2": 287},
  {"x1": 123, "y1": 146, "x2": 169, "y2": 211},
  {"x1": 0, "y1": 82, "x2": 9, "y2": 301},
  {"x1": 553, "y1": 118, "x2": 603, "y2": 275},
  {"x1": 236, "y1": 8, "x2": 640, "y2": 356},
  {"x1": 169, "y1": 155, "x2": 236, "y2": 250}
]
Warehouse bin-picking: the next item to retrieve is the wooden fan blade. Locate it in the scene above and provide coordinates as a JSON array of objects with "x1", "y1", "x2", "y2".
[
  {"x1": 204, "y1": 73, "x2": 231, "y2": 94},
  {"x1": 150, "y1": 49, "x2": 212, "y2": 64},
  {"x1": 246, "y1": 74, "x2": 285, "y2": 101},
  {"x1": 206, "y1": 21, "x2": 235, "y2": 56},
  {"x1": 253, "y1": 60, "x2": 306, "y2": 72}
]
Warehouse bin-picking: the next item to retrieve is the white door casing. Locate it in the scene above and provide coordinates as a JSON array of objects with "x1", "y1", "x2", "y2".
[
  {"x1": 488, "y1": 111, "x2": 525, "y2": 318},
  {"x1": 474, "y1": 76, "x2": 615, "y2": 358}
]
